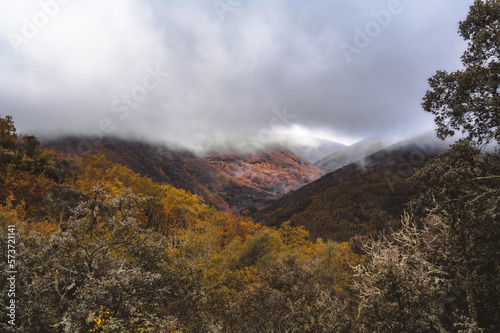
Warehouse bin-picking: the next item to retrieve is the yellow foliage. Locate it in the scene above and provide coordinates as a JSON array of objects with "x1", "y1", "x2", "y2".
[
  {"x1": 0, "y1": 194, "x2": 26, "y2": 230},
  {"x1": 75, "y1": 153, "x2": 218, "y2": 235},
  {"x1": 279, "y1": 221, "x2": 310, "y2": 249},
  {"x1": 218, "y1": 211, "x2": 264, "y2": 245},
  {"x1": 23, "y1": 220, "x2": 59, "y2": 236},
  {"x1": 0, "y1": 194, "x2": 25, "y2": 221},
  {"x1": 299, "y1": 237, "x2": 324, "y2": 259},
  {"x1": 91, "y1": 305, "x2": 110, "y2": 332},
  {"x1": 319, "y1": 241, "x2": 361, "y2": 292},
  {"x1": 226, "y1": 266, "x2": 261, "y2": 294}
]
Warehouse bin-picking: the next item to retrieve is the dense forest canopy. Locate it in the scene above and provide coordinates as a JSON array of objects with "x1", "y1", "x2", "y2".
[{"x1": 1, "y1": 1, "x2": 499, "y2": 332}]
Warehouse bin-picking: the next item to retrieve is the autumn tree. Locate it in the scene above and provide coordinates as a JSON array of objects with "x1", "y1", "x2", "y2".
[
  {"x1": 0, "y1": 187, "x2": 182, "y2": 331},
  {"x1": 423, "y1": 0, "x2": 500, "y2": 147},
  {"x1": 0, "y1": 115, "x2": 17, "y2": 150}
]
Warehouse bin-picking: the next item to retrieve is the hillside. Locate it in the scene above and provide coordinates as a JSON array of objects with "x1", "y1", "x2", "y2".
[
  {"x1": 253, "y1": 136, "x2": 449, "y2": 241},
  {"x1": 314, "y1": 137, "x2": 385, "y2": 173},
  {"x1": 44, "y1": 137, "x2": 322, "y2": 211},
  {"x1": 206, "y1": 145, "x2": 324, "y2": 207},
  {"x1": 278, "y1": 135, "x2": 346, "y2": 163}
]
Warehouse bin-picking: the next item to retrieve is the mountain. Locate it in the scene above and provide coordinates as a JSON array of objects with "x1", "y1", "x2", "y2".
[
  {"x1": 44, "y1": 136, "x2": 322, "y2": 211},
  {"x1": 253, "y1": 136, "x2": 449, "y2": 241},
  {"x1": 277, "y1": 135, "x2": 346, "y2": 163},
  {"x1": 314, "y1": 137, "x2": 385, "y2": 173},
  {"x1": 206, "y1": 145, "x2": 324, "y2": 209}
]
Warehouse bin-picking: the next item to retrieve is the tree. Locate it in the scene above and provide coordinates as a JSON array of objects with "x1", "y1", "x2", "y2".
[
  {"x1": 422, "y1": 0, "x2": 500, "y2": 147},
  {"x1": 352, "y1": 215, "x2": 454, "y2": 333},
  {"x1": 0, "y1": 115, "x2": 17, "y2": 150},
  {"x1": 411, "y1": 141, "x2": 500, "y2": 332},
  {"x1": 18, "y1": 134, "x2": 40, "y2": 158},
  {"x1": 420, "y1": 2, "x2": 500, "y2": 330},
  {"x1": 0, "y1": 187, "x2": 178, "y2": 331}
]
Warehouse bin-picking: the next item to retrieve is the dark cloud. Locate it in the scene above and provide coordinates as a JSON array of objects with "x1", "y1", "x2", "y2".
[{"x1": 0, "y1": 0, "x2": 473, "y2": 148}]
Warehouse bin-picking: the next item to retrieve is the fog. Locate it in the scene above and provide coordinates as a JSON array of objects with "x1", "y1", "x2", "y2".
[{"x1": 0, "y1": 0, "x2": 473, "y2": 150}]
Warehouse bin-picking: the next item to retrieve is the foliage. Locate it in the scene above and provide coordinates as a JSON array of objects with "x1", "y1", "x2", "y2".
[
  {"x1": 411, "y1": 140, "x2": 500, "y2": 332},
  {"x1": 422, "y1": 0, "x2": 500, "y2": 146},
  {"x1": 0, "y1": 118, "x2": 363, "y2": 331},
  {"x1": 352, "y1": 215, "x2": 450, "y2": 332},
  {"x1": 419, "y1": 3, "x2": 500, "y2": 328},
  {"x1": 207, "y1": 146, "x2": 323, "y2": 199},
  {"x1": 2, "y1": 95, "x2": 498, "y2": 332},
  {"x1": 45, "y1": 137, "x2": 322, "y2": 211},
  {"x1": 0, "y1": 115, "x2": 17, "y2": 150},
  {"x1": 252, "y1": 144, "x2": 437, "y2": 241}
]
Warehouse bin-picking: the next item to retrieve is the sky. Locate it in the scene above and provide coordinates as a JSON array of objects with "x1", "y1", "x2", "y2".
[{"x1": 0, "y1": 0, "x2": 474, "y2": 150}]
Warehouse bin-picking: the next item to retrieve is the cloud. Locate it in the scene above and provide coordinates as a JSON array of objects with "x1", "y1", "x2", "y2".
[{"x1": 0, "y1": 0, "x2": 474, "y2": 149}]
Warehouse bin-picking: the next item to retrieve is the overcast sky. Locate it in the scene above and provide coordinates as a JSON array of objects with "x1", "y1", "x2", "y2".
[{"x1": 0, "y1": 0, "x2": 473, "y2": 149}]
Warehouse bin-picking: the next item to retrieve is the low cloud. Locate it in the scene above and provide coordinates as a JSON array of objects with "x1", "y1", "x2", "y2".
[{"x1": 0, "y1": 0, "x2": 473, "y2": 149}]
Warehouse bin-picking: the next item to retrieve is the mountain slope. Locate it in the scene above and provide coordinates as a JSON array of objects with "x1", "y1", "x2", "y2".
[
  {"x1": 206, "y1": 145, "x2": 323, "y2": 206},
  {"x1": 44, "y1": 137, "x2": 322, "y2": 211},
  {"x1": 314, "y1": 138, "x2": 385, "y2": 173},
  {"x1": 279, "y1": 135, "x2": 346, "y2": 163},
  {"x1": 253, "y1": 136, "x2": 449, "y2": 241}
]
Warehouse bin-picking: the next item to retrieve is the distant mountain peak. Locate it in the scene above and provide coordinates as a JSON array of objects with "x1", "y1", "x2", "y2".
[
  {"x1": 275, "y1": 134, "x2": 346, "y2": 164},
  {"x1": 314, "y1": 137, "x2": 385, "y2": 173}
]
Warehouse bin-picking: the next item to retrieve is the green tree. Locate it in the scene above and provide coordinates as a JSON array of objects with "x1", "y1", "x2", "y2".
[{"x1": 422, "y1": 0, "x2": 500, "y2": 146}]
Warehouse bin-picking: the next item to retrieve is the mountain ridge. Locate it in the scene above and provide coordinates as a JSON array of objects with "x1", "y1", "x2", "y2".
[
  {"x1": 253, "y1": 135, "x2": 449, "y2": 241},
  {"x1": 44, "y1": 136, "x2": 323, "y2": 211},
  {"x1": 314, "y1": 137, "x2": 385, "y2": 173}
]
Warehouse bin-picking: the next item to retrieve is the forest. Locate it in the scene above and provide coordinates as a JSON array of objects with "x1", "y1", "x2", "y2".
[{"x1": 1, "y1": 1, "x2": 499, "y2": 332}]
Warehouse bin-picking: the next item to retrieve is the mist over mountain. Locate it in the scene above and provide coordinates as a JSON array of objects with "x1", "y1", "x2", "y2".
[
  {"x1": 44, "y1": 136, "x2": 322, "y2": 211},
  {"x1": 1, "y1": 1, "x2": 471, "y2": 148},
  {"x1": 314, "y1": 137, "x2": 385, "y2": 173},
  {"x1": 3, "y1": 0, "x2": 500, "y2": 330},
  {"x1": 278, "y1": 135, "x2": 346, "y2": 164},
  {"x1": 253, "y1": 134, "x2": 450, "y2": 241}
]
